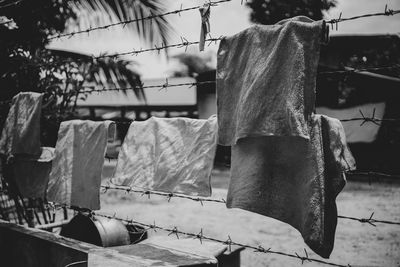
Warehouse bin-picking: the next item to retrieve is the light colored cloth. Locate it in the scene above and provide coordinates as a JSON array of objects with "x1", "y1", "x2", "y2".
[
  {"x1": 226, "y1": 114, "x2": 355, "y2": 258},
  {"x1": 112, "y1": 116, "x2": 218, "y2": 197},
  {"x1": 47, "y1": 120, "x2": 116, "y2": 210},
  {"x1": 317, "y1": 102, "x2": 385, "y2": 143},
  {"x1": 12, "y1": 147, "x2": 55, "y2": 199},
  {"x1": 199, "y1": 3, "x2": 211, "y2": 51},
  {"x1": 217, "y1": 16, "x2": 323, "y2": 145},
  {"x1": 0, "y1": 92, "x2": 43, "y2": 158}
]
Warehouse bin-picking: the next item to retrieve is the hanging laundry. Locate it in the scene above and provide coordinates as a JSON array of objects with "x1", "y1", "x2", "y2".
[
  {"x1": 112, "y1": 116, "x2": 218, "y2": 197},
  {"x1": 226, "y1": 114, "x2": 355, "y2": 258},
  {"x1": 0, "y1": 92, "x2": 43, "y2": 159},
  {"x1": 216, "y1": 16, "x2": 323, "y2": 145},
  {"x1": 12, "y1": 147, "x2": 55, "y2": 199},
  {"x1": 199, "y1": 3, "x2": 211, "y2": 52},
  {"x1": 47, "y1": 120, "x2": 116, "y2": 210}
]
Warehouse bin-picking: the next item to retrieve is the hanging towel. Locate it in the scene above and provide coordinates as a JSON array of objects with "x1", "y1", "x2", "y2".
[
  {"x1": 12, "y1": 147, "x2": 55, "y2": 199},
  {"x1": 226, "y1": 114, "x2": 355, "y2": 258},
  {"x1": 112, "y1": 116, "x2": 218, "y2": 197},
  {"x1": 217, "y1": 16, "x2": 323, "y2": 145},
  {"x1": 0, "y1": 92, "x2": 43, "y2": 158},
  {"x1": 47, "y1": 120, "x2": 116, "y2": 210}
]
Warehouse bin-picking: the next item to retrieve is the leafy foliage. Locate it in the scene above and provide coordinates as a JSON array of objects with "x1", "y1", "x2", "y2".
[
  {"x1": 71, "y1": 0, "x2": 172, "y2": 45},
  {"x1": 0, "y1": 0, "x2": 171, "y2": 101},
  {"x1": 246, "y1": 0, "x2": 337, "y2": 25},
  {"x1": 0, "y1": 0, "x2": 172, "y2": 143}
]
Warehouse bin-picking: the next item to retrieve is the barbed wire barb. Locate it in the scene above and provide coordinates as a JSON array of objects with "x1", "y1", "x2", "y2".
[
  {"x1": 160, "y1": 77, "x2": 169, "y2": 91},
  {"x1": 196, "y1": 228, "x2": 204, "y2": 244},
  {"x1": 326, "y1": 6, "x2": 400, "y2": 25},
  {"x1": 168, "y1": 226, "x2": 180, "y2": 239}
]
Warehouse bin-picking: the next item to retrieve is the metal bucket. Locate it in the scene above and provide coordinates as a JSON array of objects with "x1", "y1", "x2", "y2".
[{"x1": 60, "y1": 213, "x2": 131, "y2": 247}]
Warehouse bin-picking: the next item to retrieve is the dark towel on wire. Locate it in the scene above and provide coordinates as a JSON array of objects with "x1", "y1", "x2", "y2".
[
  {"x1": 0, "y1": 92, "x2": 53, "y2": 199},
  {"x1": 216, "y1": 16, "x2": 323, "y2": 145},
  {"x1": 226, "y1": 115, "x2": 356, "y2": 258},
  {"x1": 0, "y1": 92, "x2": 43, "y2": 159},
  {"x1": 12, "y1": 147, "x2": 55, "y2": 199}
]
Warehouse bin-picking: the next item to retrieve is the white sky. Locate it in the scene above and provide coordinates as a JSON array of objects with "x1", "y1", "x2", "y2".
[{"x1": 49, "y1": 0, "x2": 400, "y2": 79}]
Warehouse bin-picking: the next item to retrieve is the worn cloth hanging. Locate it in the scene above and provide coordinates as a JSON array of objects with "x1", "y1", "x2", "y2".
[
  {"x1": 112, "y1": 116, "x2": 218, "y2": 197},
  {"x1": 47, "y1": 120, "x2": 116, "y2": 210},
  {"x1": 199, "y1": 3, "x2": 211, "y2": 51},
  {"x1": 12, "y1": 147, "x2": 55, "y2": 199},
  {"x1": 226, "y1": 114, "x2": 355, "y2": 258},
  {"x1": 216, "y1": 16, "x2": 323, "y2": 145},
  {"x1": 0, "y1": 92, "x2": 43, "y2": 159}
]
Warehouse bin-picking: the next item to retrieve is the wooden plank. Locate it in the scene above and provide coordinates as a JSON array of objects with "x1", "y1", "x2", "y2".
[
  {"x1": 113, "y1": 243, "x2": 218, "y2": 267},
  {"x1": 0, "y1": 220, "x2": 219, "y2": 267},
  {"x1": 0, "y1": 222, "x2": 88, "y2": 267}
]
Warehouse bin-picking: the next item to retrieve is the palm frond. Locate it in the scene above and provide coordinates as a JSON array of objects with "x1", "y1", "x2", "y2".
[
  {"x1": 69, "y1": 0, "x2": 173, "y2": 46},
  {"x1": 47, "y1": 48, "x2": 145, "y2": 101}
]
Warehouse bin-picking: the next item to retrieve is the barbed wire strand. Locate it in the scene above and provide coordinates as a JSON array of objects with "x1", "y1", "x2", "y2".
[
  {"x1": 0, "y1": 64, "x2": 397, "y2": 106},
  {"x1": 97, "y1": 36, "x2": 224, "y2": 59},
  {"x1": 2, "y1": 97, "x2": 400, "y2": 127},
  {"x1": 76, "y1": 64, "x2": 399, "y2": 93},
  {"x1": 101, "y1": 183, "x2": 226, "y2": 205},
  {"x1": 326, "y1": 5, "x2": 400, "y2": 30},
  {"x1": 337, "y1": 213, "x2": 400, "y2": 226},
  {"x1": 89, "y1": 211, "x2": 350, "y2": 267},
  {"x1": 1, "y1": 1, "x2": 398, "y2": 39},
  {"x1": 47, "y1": 0, "x2": 232, "y2": 41},
  {"x1": 29, "y1": 36, "x2": 224, "y2": 69},
  {"x1": 99, "y1": 183, "x2": 400, "y2": 226},
  {"x1": 36, "y1": 3, "x2": 400, "y2": 41},
  {"x1": 63, "y1": 115, "x2": 400, "y2": 127}
]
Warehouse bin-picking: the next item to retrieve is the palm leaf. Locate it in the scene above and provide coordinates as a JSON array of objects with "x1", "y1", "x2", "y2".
[
  {"x1": 69, "y1": 0, "x2": 173, "y2": 46},
  {"x1": 47, "y1": 48, "x2": 145, "y2": 101}
]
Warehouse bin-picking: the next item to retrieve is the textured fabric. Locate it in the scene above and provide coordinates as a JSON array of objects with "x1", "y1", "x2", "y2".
[
  {"x1": 217, "y1": 16, "x2": 322, "y2": 145},
  {"x1": 0, "y1": 92, "x2": 43, "y2": 158},
  {"x1": 47, "y1": 120, "x2": 116, "y2": 210},
  {"x1": 321, "y1": 115, "x2": 356, "y2": 173},
  {"x1": 12, "y1": 147, "x2": 55, "y2": 199},
  {"x1": 227, "y1": 114, "x2": 355, "y2": 258},
  {"x1": 317, "y1": 102, "x2": 386, "y2": 143},
  {"x1": 113, "y1": 116, "x2": 218, "y2": 197}
]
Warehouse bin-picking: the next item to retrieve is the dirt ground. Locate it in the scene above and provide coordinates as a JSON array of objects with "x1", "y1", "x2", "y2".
[{"x1": 100, "y1": 164, "x2": 400, "y2": 267}]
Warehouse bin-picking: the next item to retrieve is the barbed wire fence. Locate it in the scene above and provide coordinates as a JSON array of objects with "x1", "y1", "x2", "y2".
[
  {"x1": 99, "y1": 182, "x2": 400, "y2": 226},
  {"x1": 1, "y1": 1, "x2": 400, "y2": 266},
  {"x1": 42, "y1": 203, "x2": 349, "y2": 267},
  {"x1": 0, "y1": 63, "x2": 399, "y2": 106},
  {"x1": 46, "y1": 0, "x2": 232, "y2": 41}
]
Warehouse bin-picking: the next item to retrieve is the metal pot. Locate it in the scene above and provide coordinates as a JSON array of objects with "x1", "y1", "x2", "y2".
[{"x1": 60, "y1": 213, "x2": 130, "y2": 247}]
